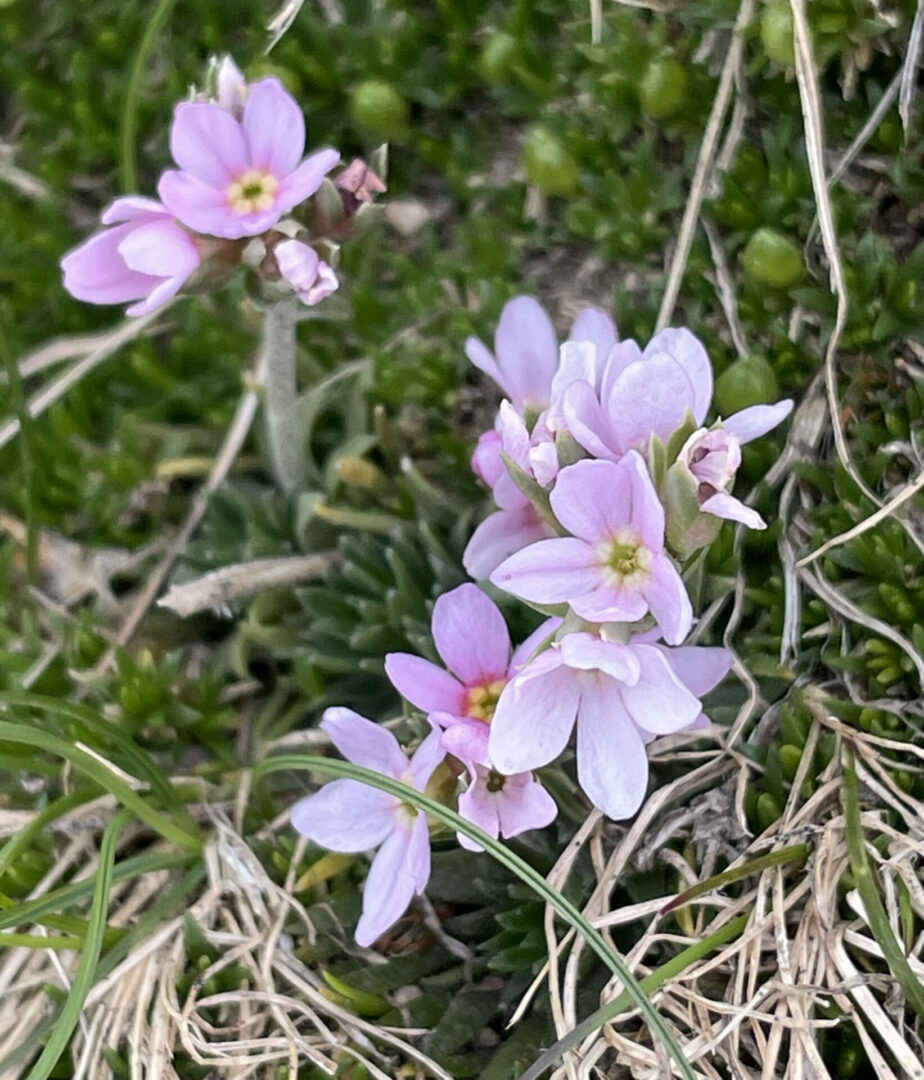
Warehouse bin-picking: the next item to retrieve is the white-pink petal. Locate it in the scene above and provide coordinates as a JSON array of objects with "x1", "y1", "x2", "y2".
[
  {"x1": 575, "y1": 679, "x2": 649, "y2": 819},
  {"x1": 170, "y1": 102, "x2": 249, "y2": 187},
  {"x1": 489, "y1": 659, "x2": 579, "y2": 774},
  {"x1": 643, "y1": 556, "x2": 693, "y2": 645},
  {"x1": 291, "y1": 779, "x2": 396, "y2": 852},
  {"x1": 242, "y1": 77, "x2": 306, "y2": 177},
  {"x1": 722, "y1": 400, "x2": 793, "y2": 443},
  {"x1": 432, "y1": 584, "x2": 511, "y2": 685},
  {"x1": 618, "y1": 644, "x2": 702, "y2": 734},
  {"x1": 321, "y1": 707, "x2": 408, "y2": 777},
  {"x1": 490, "y1": 537, "x2": 598, "y2": 605},
  {"x1": 384, "y1": 653, "x2": 466, "y2": 715},
  {"x1": 700, "y1": 491, "x2": 766, "y2": 529},
  {"x1": 355, "y1": 826, "x2": 417, "y2": 947}
]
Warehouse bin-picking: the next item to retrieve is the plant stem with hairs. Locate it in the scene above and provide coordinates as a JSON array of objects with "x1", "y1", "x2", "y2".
[{"x1": 261, "y1": 301, "x2": 303, "y2": 494}]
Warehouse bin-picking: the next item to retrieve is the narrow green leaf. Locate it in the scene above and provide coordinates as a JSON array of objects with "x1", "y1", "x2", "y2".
[
  {"x1": 661, "y1": 842, "x2": 809, "y2": 914},
  {"x1": 25, "y1": 809, "x2": 130, "y2": 1080},
  {"x1": 842, "y1": 745, "x2": 924, "y2": 1020}
]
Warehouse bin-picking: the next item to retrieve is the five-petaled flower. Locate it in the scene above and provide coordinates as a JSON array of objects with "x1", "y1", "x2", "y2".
[
  {"x1": 158, "y1": 77, "x2": 340, "y2": 240},
  {"x1": 291, "y1": 708, "x2": 444, "y2": 947},
  {"x1": 491, "y1": 453, "x2": 693, "y2": 644}
]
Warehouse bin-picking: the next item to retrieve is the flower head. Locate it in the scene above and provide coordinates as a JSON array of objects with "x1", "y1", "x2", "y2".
[
  {"x1": 275, "y1": 239, "x2": 338, "y2": 306},
  {"x1": 385, "y1": 583, "x2": 559, "y2": 725},
  {"x1": 490, "y1": 453, "x2": 693, "y2": 644},
  {"x1": 158, "y1": 77, "x2": 340, "y2": 240},
  {"x1": 489, "y1": 633, "x2": 728, "y2": 819},
  {"x1": 673, "y1": 401, "x2": 794, "y2": 528},
  {"x1": 61, "y1": 197, "x2": 200, "y2": 316},
  {"x1": 291, "y1": 707, "x2": 443, "y2": 947}
]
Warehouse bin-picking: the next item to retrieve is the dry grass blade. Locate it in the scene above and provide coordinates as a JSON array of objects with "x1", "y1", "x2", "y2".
[
  {"x1": 157, "y1": 553, "x2": 343, "y2": 617},
  {"x1": 899, "y1": 0, "x2": 924, "y2": 135},
  {"x1": 655, "y1": 0, "x2": 755, "y2": 331}
]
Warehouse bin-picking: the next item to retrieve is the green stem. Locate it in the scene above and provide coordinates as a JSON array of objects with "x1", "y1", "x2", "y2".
[
  {"x1": 119, "y1": 0, "x2": 178, "y2": 192},
  {"x1": 256, "y1": 753, "x2": 695, "y2": 1080},
  {"x1": 842, "y1": 744, "x2": 924, "y2": 1020},
  {"x1": 520, "y1": 912, "x2": 750, "y2": 1080},
  {"x1": 661, "y1": 842, "x2": 809, "y2": 914},
  {"x1": 262, "y1": 302, "x2": 304, "y2": 495}
]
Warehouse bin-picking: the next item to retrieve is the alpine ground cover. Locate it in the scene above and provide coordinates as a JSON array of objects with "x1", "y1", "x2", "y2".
[{"x1": 0, "y1": 0, "x2": 923, "y2": 1076}]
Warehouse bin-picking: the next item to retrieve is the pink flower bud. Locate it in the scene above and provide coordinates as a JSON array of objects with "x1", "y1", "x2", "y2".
[{"x1": 274, "y1": 239, "x2": 339, "y2": 306}]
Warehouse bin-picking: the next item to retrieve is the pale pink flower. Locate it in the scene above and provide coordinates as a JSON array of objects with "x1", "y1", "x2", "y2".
[
  {"x1": 335, "y1": 158, "x2": 387, "y2": 209},
  {"x1": 463, "y1": 504, "x2": 556, "y2": 581},
  {"x1": 61, "y1": 197, "x2": 200, "y2": 316},
  {"x1": 676, "y1": 401, "x2": 794, "y2": 528},
  {"x1": 158, "y1": 77, "x2": 340, "y2": 240},
  {"x1": 489, "y1": 633, "x2": 725, "y2": 819},
  {"x1": 491, "y1": 453, "x2": 693, "y2": 644},
  {"x1": 384, "y1": 583, "x2": 559, "y2": 724},
  {"x1": 275, "y1": 239, "x2": 338, "y2": 306},
  {"x1": 291, "y1": 708, "x2": 443, "y2": 947}
]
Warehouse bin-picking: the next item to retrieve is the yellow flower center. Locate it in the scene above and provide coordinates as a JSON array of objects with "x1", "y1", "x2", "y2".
[
  {"x1": 463, "y1": 678, "x2": 508, "y2": 723},
  {"x1": 226, "y1": 169, "x2": 279, "y2": 215},
  {"x1": 598, "y1": 528, "x2": 653, "y2": 588}
]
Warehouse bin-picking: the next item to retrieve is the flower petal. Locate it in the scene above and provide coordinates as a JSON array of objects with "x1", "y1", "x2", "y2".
[
  {"x1": 170, "y1": 102, "x2": 249, "y2": 186},
  {"x1": 275, "y1": 148, "x2": 341, "y2": 213},
  {"x1": 291, "y1": 779, "x2": 396, "y2": 852},
  {"x1": 644, "y1": 328, "x2": 712, "y2": 423},
  {"x1": 619, "y1": 644, "x2": 702, "y2": 734},
  {"x1": 491, "y1": 537, "x2": 598, "y2": 605},
  {"x1": 510, "y1": 616, "x2": 562, "y2": 670},
  {"x1": 561, "y1": 380, "x2": 619, "y2": 461},
  {"x1": 117, "y1": 220, "x2": 199, "y2": 279},
  {"x1": 124, "y1": 273, "x2": 188, "y2": 316},
  {"x1": 559, "y1": 632, "x2": 640, "y2": 683},
  {"x1": 101, "y1": 196, "x2": 168, "y2": 224},
  {"x1": 489, "y1": 658, "x2": 579, "y2": 774},
  {"x1": 723, "y1": 400, "x2": 794, "y2": 443},
  {"x1": 569, "y1": 307, "x2": 616, "y2": 367},
  {"x1": 700, "y1": 491, "x2": 766, "y2": 529},
  {"x1": 607, "y1": 352, "x2": 697, "y2": 449},
  {"x1": 439, "y1": 718, "x2": 490, "y2": 768},
  {"x1": 61, "y1": 225, "x2": 156, "y2": 304},
  {"x1": 496, "y1": 775, "x2": 558, "y2": 838},
  {"x1": 243, "y1": 77, "x2": 306, "y2": 177},
  {"x1": 355, "y1": 827, "x2": 416, "y2": 946},
  {"x1": 465, "y1": 335, "x2": 504, "y2": 390},
  {"x1": 463, "y1": 506, "x2": 554, "y2": 580},
  {"x1": 157, "y1": 169, "x2": 240, "y2": 238},
  {"x1": 569, "y1": 585, "x2": 649, "y2": 625},
  {"x1": 659, "y1": 645, "x2": 733, "y2": 697},
  {"x1": 643, "y1": 556, "x2": 693, "y2": 645},
  {"x1": 494, "y1": 296, "x2": 559, "y2": 409},
  {"x1": 432, "y1": 584, "x2": 511, "y2": 685},
  {"x1": 407, "y1": 810, "x2": 432, "y2": 892},
  {"x1": 576, "y1": 680, "x2": 649, "y2": 819},
  {"x1": 457, "y1": 781, "x2": 500, "y2": 852},
  {"x1": 408, "y1": 727, "x2": 446, "y2": 790},
  {"x1": 384, "y1": 653, "x2": 466, "y2": 715},
  {"x1": 321, "y1": 707, "x2": 407, "y2": 777},
  {"x1": 549, "y1": 459, "x2": 630, "y2": 543},
  {"x1": 599, "y1": 339, "x2": 643, "y2": 404}
]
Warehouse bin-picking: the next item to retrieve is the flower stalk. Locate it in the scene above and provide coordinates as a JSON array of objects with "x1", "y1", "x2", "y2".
[{"x1": 260, "y1": 301, "x2": 303, "y2": 495}]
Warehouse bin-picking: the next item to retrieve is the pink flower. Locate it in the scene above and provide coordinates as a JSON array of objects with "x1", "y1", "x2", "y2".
[
  {"x1": 489, "y1": 633, "x2": 725, "y2": 819},
  {"x1": 275, "y1": 239, "x2": 339, "y2": 306},
  {"x1": 463, "y1": 504, "x2": 556, "y2": 581},
  {"x1": 61, "y1": 197, "x2": 200, "y2": 316},
  {"x1": 465, "y1": 297, "x2": 618, "y2": 415},
  {"x1": 384, "y1": 583, "x2": 559, "y2": 724},
  {"x1": 676, "y1": 401, "x2": 794, "y2": 528},
  {"x1": 291, "y1": 707, "x2": 444, "y2": 947},
  {"x1": 490, "y1": 454, "x2": 693, "y2": 644},
  {"x1": 158, "y1": 77, "x2": 340, "y2": 240},
  {"x1": 563, "y1": 327, "x2": 713, "y2": 459}
]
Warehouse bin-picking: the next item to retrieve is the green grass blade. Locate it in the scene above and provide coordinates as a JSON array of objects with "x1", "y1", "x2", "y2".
[
  {"x1": 0, "y1": 692, "x2": 201, "y2": 836},
  {"x1": 0, "y1": 850, "x2": 191, "y2": 933},
  {"x1": 119, "y1": 0, "x2": 178, "y2": 192},
  {"x1": 0, "y1": 789, "x2": 92, "y2": 878},
  {"x1": 0, "y1": 932, "x2": 85, "y2": 950},
  {"x1": 256, "y1": 752, "x2": 696, "y2": 1080},
  {"x1": 660, "y1": 842, "x2": 809, "y2": 914},
  {"x1": 842, "y1": 744, "x2": 924, "y2": 1020},
  {"x1": 25, "y1": 808, "x2": 130, "y2": 1080},
  {"x1": 519, "y1": 912, "x2": 749, "y2": 1080},
  {"x1": 0, "y1": 720, "x2": 201, "y2": 852}
]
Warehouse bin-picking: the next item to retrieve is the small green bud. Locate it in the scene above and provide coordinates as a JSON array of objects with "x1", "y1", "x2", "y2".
[
  {"x1": 779, "y1": 743, "x2": 804, "y2": 781},
  {"x1": 639, "y1": 57, "x2": 687, "y2": 119},
  {"x1": 479, "y1": 31, "x2": 518, "y2": 84},
  {"x1": 760, "y1": 1, "x2": 795, "y2": 66},
  {"x1": 523, "y1": 126, "x2": 579, "y2": 196},
  {"x1": 742, "y1": 227, "x2": 804, "y2": 289},
  {"x1": 715, "y1": 355, "x2": 779, "y2": 415},
  {"x1": 349, "y1": 80, "x2": 410, "y2": 142}
]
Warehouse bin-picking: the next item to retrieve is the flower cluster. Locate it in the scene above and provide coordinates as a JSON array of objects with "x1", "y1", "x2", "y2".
[
  {"x1": 292, "y1": 296, "x2": 792, "y2": 946},
  {"x1": 61, "y1": 57, "x2": 384, "y2": 317}
]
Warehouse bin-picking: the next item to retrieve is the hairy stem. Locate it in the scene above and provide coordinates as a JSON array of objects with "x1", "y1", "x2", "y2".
[{"x1": 261, "y1": 302, "x2": 303, "y2": 494}]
